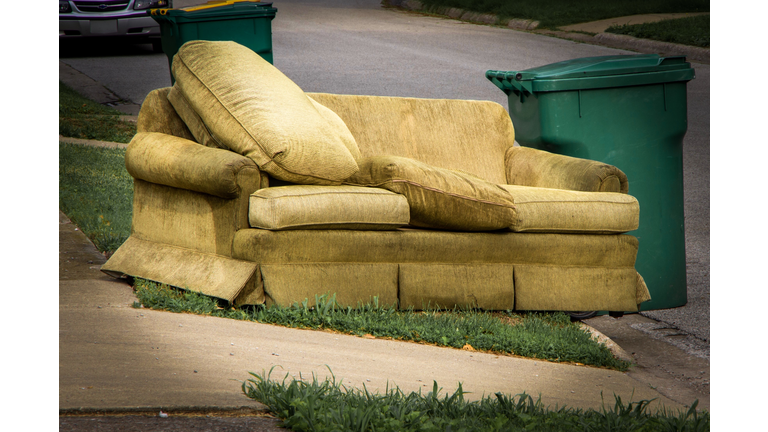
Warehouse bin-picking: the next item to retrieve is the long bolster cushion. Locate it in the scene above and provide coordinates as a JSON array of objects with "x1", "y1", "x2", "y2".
[
  {"x1": 500, "y1": 184, "x2": 639, "y2": 233},
  {"x1": 347, "y1": 156, "x2": 518, "y2": 231},
  {"x1": 170, "y1": 40, "x2": 360, "y2": 185},
  {"x1": 125, "y1": 132, "x2": 262, "y2": 199},
  {"x1": 249, "y1": 185, "x2": 410, "y2": 230}
]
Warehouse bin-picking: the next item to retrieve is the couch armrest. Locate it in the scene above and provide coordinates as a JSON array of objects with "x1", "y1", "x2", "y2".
[
  {"x1": 126, "y1": 132, "x2": 264, "y2": 199},
  {"x1": 505, "y1": 146, "x2": 628, "y2": 193},
  {"x1": 137, "y1": 87, "x2": 197, "y2": 141}
]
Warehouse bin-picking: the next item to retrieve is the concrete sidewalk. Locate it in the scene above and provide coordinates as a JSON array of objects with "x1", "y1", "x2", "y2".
[
  {"x1": 559, "y1": 13, "x2": 709, "y2": 34},
  {"x1": 60, "y1": 210, "x2": 686, "y2": 415}
]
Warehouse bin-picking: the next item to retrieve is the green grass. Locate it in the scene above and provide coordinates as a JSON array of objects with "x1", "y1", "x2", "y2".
[
  {"x1": 405, "y1": 0, "x2": 709, "y2": 29},
  {"x1": 59, "y1": 81, "x2": 137, "y2": 143},
  {"x1": 59, "y1": 142, "x2": 133, "y2": 253},
  {"x1": 243, "y1": 368, "x2": 708, "y2": 431},
  {"x1": 134, "y1": 279, "x2": 630, "y2": 370},
  {"x1": 606, "y1": 15, "x2": 709, "y2": 48}
]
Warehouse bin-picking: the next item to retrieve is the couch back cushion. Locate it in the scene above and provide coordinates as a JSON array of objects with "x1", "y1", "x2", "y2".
[
  {"x1": 137, "y1": 87, "x2": 196, "y2": 141},
  {"x1": 307, "y1": 93, "x2": 515, "y2": 185},
  {"x1": 171, "y1": 40, "x2": 360, "y2": 185}
]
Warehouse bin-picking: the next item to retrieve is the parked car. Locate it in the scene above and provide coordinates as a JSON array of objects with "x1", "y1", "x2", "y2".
[{"x1": 59, "y1": 0, "x2": 172, "y2": 51}]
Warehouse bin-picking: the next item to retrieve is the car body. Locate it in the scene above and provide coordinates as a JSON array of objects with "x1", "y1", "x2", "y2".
[{"x1": 59, "y1": 0, "x2": 172, "y2": 47}]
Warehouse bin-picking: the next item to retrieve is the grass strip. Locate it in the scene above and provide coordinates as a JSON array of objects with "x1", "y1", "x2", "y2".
[
  {"x1": 243, "y1": 367, "x2": 708, "y2": 431},
  {"x1": 134, "y1": 279, "x2": 631, "y2": 371},
  {"x1": 606, "y1": 15, "x2": 709, "y2": 48},
  {"x1": 59, "y1": 81, "x2": 137, "y2": 143},
  {"x1": 409, "y1": 0, "x2": 709, "y2": 29},
  {"x1": 59, "y1": 142, "x2": 133, "y2": 253}
]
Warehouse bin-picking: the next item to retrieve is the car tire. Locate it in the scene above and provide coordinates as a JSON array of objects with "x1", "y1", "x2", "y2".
[{"x1": 152, "y1": 39, "x2": 163, "y2": 53}]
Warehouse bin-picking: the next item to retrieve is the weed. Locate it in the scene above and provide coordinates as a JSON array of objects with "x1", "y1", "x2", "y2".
[{"x1": 242, "y1": 367, "x2": 709, "y2": 431}]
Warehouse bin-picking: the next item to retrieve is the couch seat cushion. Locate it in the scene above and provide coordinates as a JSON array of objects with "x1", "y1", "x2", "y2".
[
  {"x1": 500, "y1": 185, "x2": 639, "y2": 233},
  {"x1": 171, "y1": 40, "x2": 360, "y2": 185},
  {"x1": 347, "y1": 156, "x2": 517, "y2": 231},
  {"x1": 249, "y1": 185, "x2": 410, "y2": 230}
]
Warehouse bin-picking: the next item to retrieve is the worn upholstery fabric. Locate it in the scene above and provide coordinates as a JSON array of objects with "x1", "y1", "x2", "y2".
[
  {"x1": 129, "y1": 179, "x2": 255, "y2": 256},
  {"x1": 171, "y1": 40, "x2": 359, "y2": 184},
  {"x1": 398, "y1": 264, "x2": 515, "y2": 310},
  {"x1": 232, "y1": 229, "x2": 639, "y2": 266},
  {"x1": 101, "y1": 237, "x2": 259, "y2": 303},
  {"x1": 505, "y1": 146, "x2": 629, "y2": 193},
  {"x1": 260, "y1": 263, "x2": 399, "y2": 308},
  {"x1": 249, "y1": 185, "x2": 410, "y2": 230},
  {"x1": 347, "y1": 156, "x2": 517, "y2": 231},
  {"x1": 636, "y1": 272, "x2": 651, "y2": 304},
  {"x1": 513, "y1": 266, "x2": 639, "y2": 311},
  {"x1": 307, "y1": 93, "x2": 514, "y2": 184},
  {"x1": 231, "y1": 230, "x2": 640, "y2": 310},
  {"x1": 136, "y1": 87, "x2": 196, "y2": 141},
  {"x1": 500, "y1": 184, "x2": 639, "y2": 233},
  {"x1": 166, "y1": 84, "x2": 224, "y2": 149},
  {"x1": 126, "y1": 132, "x2": 263, "y2": 199}
]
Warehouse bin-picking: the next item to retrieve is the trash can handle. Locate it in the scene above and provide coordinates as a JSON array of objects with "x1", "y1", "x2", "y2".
[{"x1": 486, "y1": 70, "x2": 533, "y2": 98}]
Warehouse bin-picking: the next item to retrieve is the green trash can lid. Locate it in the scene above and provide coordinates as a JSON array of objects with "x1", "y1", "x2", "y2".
[
  {"x1": 487, "y1": 54, "x2": 695, "y2": 94},
  {"x1": 150, "y1": 0, "x2": 275, "y2": 18}
]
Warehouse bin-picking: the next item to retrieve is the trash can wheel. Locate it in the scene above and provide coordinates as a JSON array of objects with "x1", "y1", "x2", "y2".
[{"x1": 568, "y1": 311, "x2": 597, "y2": 321}]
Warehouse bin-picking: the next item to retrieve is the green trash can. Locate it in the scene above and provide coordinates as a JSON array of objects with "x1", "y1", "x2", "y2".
[
  {"x1": 149, "y1": 0, "x2": 277, "y2": 83},
  {"x1": 487, "y1": 54, "x2": 696, "y2": 311}
]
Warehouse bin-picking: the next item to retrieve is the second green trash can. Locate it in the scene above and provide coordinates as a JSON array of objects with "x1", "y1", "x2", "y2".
[
  {"x1": 487, "y1": 54, "x2": 696, "y2": 311},
  {"x1": 149, "y1": 0, "x2": 278, "y2": 83}
]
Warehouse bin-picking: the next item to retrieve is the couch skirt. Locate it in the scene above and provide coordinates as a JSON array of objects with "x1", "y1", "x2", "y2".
[{"x1": 229, "y1": 228, "x2": 646, "y2": 311}]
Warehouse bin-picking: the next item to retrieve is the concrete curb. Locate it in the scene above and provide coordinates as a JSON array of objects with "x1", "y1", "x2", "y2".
[
  {"x1": 387, "y1": 2, "x2": 708, "y2": 64},
  {"x1": 593, "y1": 33, "x2": 709, "y2": 63},
  {"x1": 578, "y1": 323, "x2": 634, "y2": 364},
  {"x1": 60, "y1": 405, "x2": 268, "y2": 416},
  {"x1": 390, "y1": 0, "x2": 539, "y2": 30}
]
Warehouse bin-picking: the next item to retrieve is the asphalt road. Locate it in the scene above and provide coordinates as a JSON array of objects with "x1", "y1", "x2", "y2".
[{"x1": 58, "y1": 0, "x2": 710, "y2": 355}]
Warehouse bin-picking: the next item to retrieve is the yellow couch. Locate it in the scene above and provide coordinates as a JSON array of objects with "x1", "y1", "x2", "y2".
[{"x1": 102, "y1": 40, "x2": 650, "y2": 312}]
